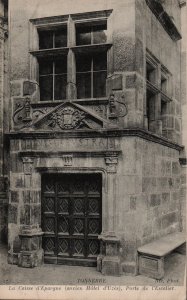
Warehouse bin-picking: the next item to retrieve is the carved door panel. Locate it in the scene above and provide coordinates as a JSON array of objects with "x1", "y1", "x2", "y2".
[{"x1": 42, "y1": 174, "x2": 102, "y2": 266}]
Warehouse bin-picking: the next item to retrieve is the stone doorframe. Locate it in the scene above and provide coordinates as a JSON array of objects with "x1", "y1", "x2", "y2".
[{"x1": 17, "y1": 151, "x2": 122, "y2": 275}]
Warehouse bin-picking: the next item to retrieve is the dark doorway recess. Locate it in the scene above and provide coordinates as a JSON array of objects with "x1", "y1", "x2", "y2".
[{"x1": 41, "y1": 173, "x2": 102, "y2": 266}]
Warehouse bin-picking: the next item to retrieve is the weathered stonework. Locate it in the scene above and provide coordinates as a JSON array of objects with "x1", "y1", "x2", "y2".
[{"x1": 0, "y1": 0, "x2": 185, "y2": 277}]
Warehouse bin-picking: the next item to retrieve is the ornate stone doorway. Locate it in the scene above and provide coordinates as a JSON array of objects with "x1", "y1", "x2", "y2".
[{"x1": 41, "y1": 173, "x2": 102, "y2": 266}]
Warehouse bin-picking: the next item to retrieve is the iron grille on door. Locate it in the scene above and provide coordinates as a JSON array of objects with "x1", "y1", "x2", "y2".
[{"x1": 41, "y1": 174, "x2": 102, "y2": 266}]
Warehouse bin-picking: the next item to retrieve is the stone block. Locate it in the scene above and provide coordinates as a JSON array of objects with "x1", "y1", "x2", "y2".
[
  {"x1": 102, "y1": 256, "x2": 122, "y2": 276},
  {"x1": 126, "y1": 74, "x2": 136, "y2": 88},
  {"x1": 32, "y1": 191, "x2": 41, "y2": 204},
  {"x1": 7, "y1": 252, "x2": 18, "y2": 265},
  {"x1": 11, "y1": 81, "x2": 22, "y2": 97},
  {"x1": 135, "y1": 38, "x2": 144, "y2": 75},
  {"x1": 18, "y1": 249, "x2": 44, "y2": 268},
  {"x1": 150, "y1": 194, "x2": 161, "y2": 207},
  {"x1": 97, "y1": 255, "x2": 103, "y2": 272},
  {"x1": 122, "y1": 262, "x2": 136, "y2": 275},
  {"x1": 23, "y1": 80, "x2": 37, "y2": 96},
  {"x1": 172, "y1": 161, "x2": 180, "y2": 175},
  {"x1": 10, "y1": 191, "x2": 19, "y2": 203},
  {"x1": 11, "y1": 154, "x2": 23, "y2": 173},
  {"x1": 138, "y1": 255, "x2": 164, "y2": 279},
  {"x1": 107, "y1": 74, "x2": 123, "y2": 92},
  {"x1": 23, "y1": 190, "x2": 32, "y2": 204},
  {"x1": 8, "y1": 204, "x2": 17, "y2": 223},
  {"x1": 153, "y1": 218, "x2": 162, "y2": 232},
  {"x1": 20, "y1": 205, "x2": 30, "y2": 225},
  {"x1": 10, "y1": 140, "x2": 20, "y2": 151},
  {"x1": 33, "y1": 205, "x2": 41, "y2": 225},
  {"x1": 142, "y1": 177, "x2": 157, "y2": 193},
  {"x1": 162, "y1": 212, "x2": 178, "y2": 229},
  {"x1": 130, "y1": 195, "x2": 137, "y2": 210},
  {"x1": 143, "y1": 224, "x2": 152, "y2": 237},
  {"x1": 121, "y1": 239, "x2": 137, "y2": 262},
  {"x1": 162, "y1": 193, "x2": 170, "y2": 203},
  {"x1": 113, "y1": 34, "x2": 135, "y2": 72}
]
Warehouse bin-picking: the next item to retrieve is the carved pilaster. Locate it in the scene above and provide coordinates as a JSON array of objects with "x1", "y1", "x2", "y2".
[{"x1": 18, "y1": 225, "x2": 44, "y2": 268}]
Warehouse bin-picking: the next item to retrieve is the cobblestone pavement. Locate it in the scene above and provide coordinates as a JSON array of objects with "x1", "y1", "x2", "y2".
[{"x1": 0, "y1": 244, "x2": 185, "y2": 286}]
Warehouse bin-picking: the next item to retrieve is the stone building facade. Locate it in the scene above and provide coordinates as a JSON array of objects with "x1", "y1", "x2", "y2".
[{"x1": 0, "y1": 0, "x2": 186, "y2": 276}]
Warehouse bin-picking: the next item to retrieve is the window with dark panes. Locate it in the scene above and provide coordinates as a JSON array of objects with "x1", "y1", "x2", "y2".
[
  {"x1": 76, "y1": 22, "x2": 107, "y2": 99},
  {"x1": 145, "y1": 52, "x2": 172, "y2": 135},
  {"x1": 76, "y1": 52, "x2": 107, "y2": 99},
  {"x1": 39, "y1": 27, "x2": 67, "y2": 49},
  {"x1": 38, "y1": 27, "x2": 67, "y2": 101},
  {"x1": 39, "y1": 57, "x2": 67, "y2": 101},
  {"x1": 34, "y1": 18, "x2": 109, "y2": 101},
  {"x1": 76, "y1": 23, "x2": 107, "y2": 45}
]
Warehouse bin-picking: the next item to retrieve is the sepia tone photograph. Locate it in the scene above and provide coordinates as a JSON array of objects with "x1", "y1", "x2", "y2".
[{"x1": 0, "y1": 0, "x2": 186, "y2": 299}]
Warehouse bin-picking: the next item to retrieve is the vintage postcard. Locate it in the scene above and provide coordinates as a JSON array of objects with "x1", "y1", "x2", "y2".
[{"x1": 0, "y1": 0, "x2": 186, "y2": 299}]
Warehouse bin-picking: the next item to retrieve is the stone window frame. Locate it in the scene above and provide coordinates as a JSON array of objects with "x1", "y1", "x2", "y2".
[
  {"x1": 29, "y1": 10, "x2": 113, "y2": 103},
  {"x1": 145, "y1": 50, "x2": 173, "y2": 135}
]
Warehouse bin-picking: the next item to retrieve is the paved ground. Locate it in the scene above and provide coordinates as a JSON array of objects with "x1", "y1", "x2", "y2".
[{"x1": 0, "y1": 244, "x2": 185, "y2": 286}]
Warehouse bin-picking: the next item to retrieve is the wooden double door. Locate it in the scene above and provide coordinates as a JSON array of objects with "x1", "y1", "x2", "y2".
[{"x1": 41, "y1": 173, "x2": 102, "y2": 266}]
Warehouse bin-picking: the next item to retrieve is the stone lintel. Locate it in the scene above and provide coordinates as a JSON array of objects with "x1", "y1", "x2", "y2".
[
  {"x1": 19, "y1": 150, "x2": 121, "y2": 158},
  {"x1": 6, "y1": 128, "x2": 183, "y2": 151}
]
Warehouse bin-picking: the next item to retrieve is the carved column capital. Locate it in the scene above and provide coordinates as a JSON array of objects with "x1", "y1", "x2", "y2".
[
  {"x1": 22, "y1": 157, "x2": 34, "y2": 175},
  {"x1": 105, "y1": 152, "x2": 118, "y2": 173}
]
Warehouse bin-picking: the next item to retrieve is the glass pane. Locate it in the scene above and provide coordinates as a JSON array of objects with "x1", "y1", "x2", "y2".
[
  {"x1": 76, "y1": 26, "x2": 91, "y2": 45},
  {"x1": 54, "y1": 74, "x2": 67, "y2": 100},
  {"x1": 55, "y1": 57, "x2": 67, "y2": 74},
  {"x1": 76, "y1": 55, "x2": 92, "y2": 72},
  {"x1": 39, "y1": 59, "x2": 53, "y2": 75},
  {"x1": 55, "y1": 28, "x2": 67, "y2": 48},
  {"x1": 93, "y1": 24, "x2": 107, "y2": 44},
  {"x1": 39, "y1": 31, "x2": 53, "y2": 49},
  {"x1": 39, "y1": 76, "x2": 53, "y2": 101},
  {"x1": 93, "y1": 71, "x2": 107, "y2": 98},
  {"x1": 77, "y1": 73, "x2": 91, "y2": 99},
  {"x1": 93, "y1": 53, "x2": 107, "y2": 71}
]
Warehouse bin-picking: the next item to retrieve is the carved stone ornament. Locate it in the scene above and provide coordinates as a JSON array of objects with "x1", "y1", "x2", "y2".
[
  {"x1": 22, "y1": 157, "x2": 34, "y2": 175},
  {"x1": 63, "y1": 155, "x2": 73, "y2": 166},
  {"x1": 108, "y1": 94, "x2": 128, "y2": 119},
  {"x1": 13, "y1": 97, "x2": 32, "y2": 126},
  {"x1": 33, "y1": 102, "x2": 111, "y2": 131},
  {"x1": 105, "y1": 152, "x2": 119, "y2": 173},
  {"x1": 48, "y1": 107, "x2": 85, "y2": 130}
]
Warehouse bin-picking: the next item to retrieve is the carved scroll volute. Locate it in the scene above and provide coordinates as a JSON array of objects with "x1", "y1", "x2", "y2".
[{"x1": 13, "y1": 97, "x2": 32, "y2": 129}]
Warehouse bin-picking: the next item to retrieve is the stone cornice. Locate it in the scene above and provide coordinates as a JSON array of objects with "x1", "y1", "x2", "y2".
[
  {"x1": 146, "y1": 0, "x2": 182, "y2": 41},
  {"x1": 5, "y1": 128, "x2": 183, "y2": 151}
]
